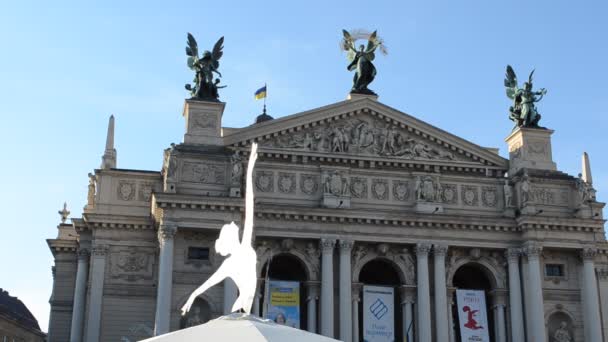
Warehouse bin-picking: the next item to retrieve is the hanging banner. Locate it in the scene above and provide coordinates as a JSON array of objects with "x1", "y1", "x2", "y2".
[
  {"x1": 456, "y1": 289, "x2": 490, "y2": 342},
  {"x1": 363, "y1": 285, "x2": 394, "y2": 342},
  {"x1": 265, "y1": 280, "x2": 300, "y2": 328}
]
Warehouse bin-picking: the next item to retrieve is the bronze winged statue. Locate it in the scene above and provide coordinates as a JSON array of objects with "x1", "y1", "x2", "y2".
[
  {"x1": 185, "y1": 33, "x2": 225, "y2": 101},
  {"x1": 504, "y1": 65, "x2": 547, "y2": 129},
  {"x1": 341, "y1": 29, "x2": 387, "y2": 95}
]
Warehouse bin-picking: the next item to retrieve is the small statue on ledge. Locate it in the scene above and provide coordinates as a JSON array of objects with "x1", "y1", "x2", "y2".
[
  {"x1": 504, "y1": 65, "x2": 547, "y2": 129},
  {"x1": 341, "y1": 29, "x2": 387, "y2": 95},
  {"x1": 185, "y1": 33, "x2": 225, "y2": 101}
]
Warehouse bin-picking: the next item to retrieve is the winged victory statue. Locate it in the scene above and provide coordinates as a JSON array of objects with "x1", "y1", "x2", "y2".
[
  {"x1": 185, "y1": 33, "x2": 225, "y2": 101},
  {"x1": 341, "y1": 29, "x2": 387, "y2": 95},
  {"x1": 504, "y1": 65, "x2": 547, "y2": 129}
]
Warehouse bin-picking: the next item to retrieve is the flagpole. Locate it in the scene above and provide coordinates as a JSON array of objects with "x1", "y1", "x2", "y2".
[{"x1": 263, "y1": 82, "x2": 267, "y2": 114}]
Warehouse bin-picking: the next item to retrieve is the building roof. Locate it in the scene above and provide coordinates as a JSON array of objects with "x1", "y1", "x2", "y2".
[{"x1": 0, "y1": 288, "x2": 42, "y2": 332}]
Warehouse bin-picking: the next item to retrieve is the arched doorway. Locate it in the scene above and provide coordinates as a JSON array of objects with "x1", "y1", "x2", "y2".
[
  {"x1": 180, "y1": 297, "x2": 212, "y2": 329},
  {"x1": 451, "y1": 263, "x2": 495, "y2": 342},
  {"x1": 358, "y1": 259, "x2": 403, "y2": 342},
  {"x1": 261, "y1": 254, "x2": 309, "y2": 330}
]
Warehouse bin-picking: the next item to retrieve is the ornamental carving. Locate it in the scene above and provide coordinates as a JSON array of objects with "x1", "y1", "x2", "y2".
[
  {"x1": 138, "y1": 182, "x2": 154, "y2": 202},
  {"x1": 92, "y1": 245, "x2": 109, "y2": 256},
  {"x1": 320, "y1": 238, "x2": 337, "y2": 251},
  {"x1": 446, "y1": 248, "x2": 507, "y2": 288},
  {"x1": 527, "y1": 141, "x2": 548, "y2": 159},
  {"x1": 255, "y1": 171, "x2": 274, "y2": 192},
  {"x1": 260, "y1": 116, "x2": 463, "y2": 162},
  {"x1": 461, "y1": 185, "x2": 479, "y2": 206},
  {"x1": 530, "y1": 187, "x2": 555, "y2": 205},
  {"x1": 481, "y1": 186, "x2": 498, "y2": 207},
  {"x1": 322, "y1": 171, "x2": 349, "y2": 196},
  {"x1": 352, "y1": 245, "x2": 367, "y2": 265},
  {"x1": 415, "y1": 243, "x2": 432, "y2": 255},
  {"x1": 300, "y1": 174, "x2": 319, "y2": 195},
  {"x1": 110, "y1": 250, "x2": 153, "y2": 282},
  {"x1": 181, "y1": 162, "x2": 226, "y2": 184},
  {"x1": 350, "y1": 177, "x2": 368, "y2": 199},
  {"x1": 371, "y1": 179, "x2": 388, "y2": 200},
  {"x1": 441, "y1": 183, "x2": 458, "y2": 204},
  {"x1": 415, "y1": 175, "x2": 440, "y2": 202},
  {"x1": 392, "y1": 180, "x2": 409, "y2": 201},
  {"x1": 277, "y1": 173, "x2": 296, "y2": 194},
  {"x1": 117, "y1": 180, "x2": 136, "y2": 201},
  {"x1": 191, "y1": 111, "x2": 216, "y2": 130}
]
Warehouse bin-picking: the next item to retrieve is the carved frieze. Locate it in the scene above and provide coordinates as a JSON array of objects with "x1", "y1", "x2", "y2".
[
  {"x1": 260, "y1": 115, "x2": 463, "y2": 162},
  {"x1": 371, "y1": 179, "x2": 389, "y2": 200},
  {"x1": 138, "y1": 182, "x2": 154, "y2": 202},
  {"x1": 481, "y1": 186, "x2": 498, "y2": 207},
  {"x1": 350, "y1": 177, "x2": 368, "y2": 199},
  {"x1": 300, "y1": 174, "x2": 319, "y2": 195},
  {"x1": 190, "y1": 111, "x2": 217, "y2": 130},
  {"x1": 181, "y1": 162, "x2": 226, "y2": 184},
  {"x1": 109, "y1": 249, "x2": 154, "y2": 282},
  {"x1": 277, "y1": 173, "x2": 296, "y2": 194},
  {"x1": 530, "y1": 187, "x2": 555, "y2": 205},
  {"x1": 441, "y1": 183, "x2": 458, "y2": 204},
  {"x1": 392, "y1": 180, "x2": 409, "y2": 201},
  {"x1": 461, "y1": 185, "x2": 479, "y2": 206},
  {"x1": 117, "y1": 180, "x2": 136, "y2": 201},
  {"x1": 255, "y1": 171, "x2": 274, "y2": 192}
]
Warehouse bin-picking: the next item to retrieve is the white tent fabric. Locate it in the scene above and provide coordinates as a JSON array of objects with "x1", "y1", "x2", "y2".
[{"x1": 141, "y1": 313, "x2": 341, "y2": 342}]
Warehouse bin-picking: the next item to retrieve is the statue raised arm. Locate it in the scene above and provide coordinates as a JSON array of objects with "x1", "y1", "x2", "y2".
[
  {"x1": 504, "y1": 65, "x2": 547, "y2": 129},
  {"x1": 185, "y1": 33, "x2": 225, "y2": 101},
  {"x1": 341, "y1": 29, "x2": 387, "y2": 95}
]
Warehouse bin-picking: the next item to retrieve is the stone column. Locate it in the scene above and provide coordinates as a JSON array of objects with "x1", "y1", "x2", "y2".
[
  {"x1": 84, "y1": 245, "x2": 108, "y2": 342},
  {"x1": 597, "y1": 268, "x2": 608, "y2": 342},
  {"x1": 339, "y1": 239, "x2": 354, "y2": 342},
  {"x1": 399, "y1": 285, "x2": 416, "y2": 342},
  {"x1": 352, "y1": 283, "x2": 362, "y2": 342},
  {"x1": 154, "y1": 225, "x2": 177, "y2": 336},
  {"x1": 320, "y1": 238, "x2": 336, "y2": 338},
  {"x1": 433, "y1": 244, "x2": 449, "y2": 342},
  {"x1": 505, "y1": 248, "x2": 525, "y2": 342},
  {"x1": 253, "y1": 279, "x2": 263, "y2": 317},
  {"x1": 490, "y1": 290, "x2": 507, "y2": 342},
  {"x1": 447, "y1": 287, "x2": 457, "y2": 342},
  {"x1": 69, "y1": 248, "x2": 89, "y2": 342},
  {"x1": 581, "y1": 248, "x2": 603, "y2": 342},
  {"x1": 415, "y1": 243, "x2": 432, "y2": 342},
  {"x1": 305, "y1": 281, "x2": 320, "y2": 333},
  {"x1": 520, "y1": 254, "x2": 532, "y2": 340},
  {"x1": 522, "y1": 243, "x2": 546, "y2": 342},
  {"x1": 223, "y1": 278, "x2": 238, "y2": 314}
]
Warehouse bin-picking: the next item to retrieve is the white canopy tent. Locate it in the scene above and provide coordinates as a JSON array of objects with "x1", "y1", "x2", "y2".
[{"x1": 141, "y1": 314, "x2": 341, "y2": 342}]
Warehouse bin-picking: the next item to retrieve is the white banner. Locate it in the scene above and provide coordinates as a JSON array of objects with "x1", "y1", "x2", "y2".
[
  {"x1": 456, "y1": 289, "x2": 490, "y2": 342},
  {"x1": 363, "y1": 285, "x2": 394, "y2": 342}
]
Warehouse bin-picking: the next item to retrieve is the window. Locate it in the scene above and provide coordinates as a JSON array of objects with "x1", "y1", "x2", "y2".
[
  {"x1": 545, "y1": 264, "x2": 565, "y2": 277},
  {"x1": 187, "y1": 247, "x2": 210, "y2": 261}
]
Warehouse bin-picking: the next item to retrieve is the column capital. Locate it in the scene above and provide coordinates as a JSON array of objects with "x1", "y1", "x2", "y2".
[
  {"x1": 505, "y1": 248, "x2": 521, "y2": 262},
  {"x1": 305, "y1": 281, "x2": 321, "y2": 299},
  {"x1": 399, "y1": 285, "x2": 417, "y2": 304},
  {"x1": 77, "y1": 247, "x2": 90, "y2": 260},
  {"x1": 352, "y1": 282, "x2": 363, "y2": 302},
  {"x1": 522, "y1": 242, "x2": 542, "y2": 260},
  {"x1": 320, "y1": 238, "x2": 336, "y2": 252},
  {"x1": 91, "y1": 245, "x2": 108, "y2": 257},
  {"x1": 339, "y1": 239, "x2": 355, "y2": 251},
  {"x1": 158, "y1": 224, "x2": 177, "y2": 242},
  {"x1": 433, "y1": 244, "x2": 448, "y2": 257},
  {"x1": 581, "y1": 247, "x2": 598, "y2": 262},
  {"x1": 415, "y1": 243, "x2": 432, "y2": 256}
]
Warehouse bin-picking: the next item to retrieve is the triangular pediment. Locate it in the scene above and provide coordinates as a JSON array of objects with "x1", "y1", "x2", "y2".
[{"x1": 224, "y1": 97, "x2": 508, "y2": 169}]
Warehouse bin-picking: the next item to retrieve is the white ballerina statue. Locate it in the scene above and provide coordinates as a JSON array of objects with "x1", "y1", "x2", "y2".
[{"x1": 181, "y1": 143, "x2": 258, "y2": 315}]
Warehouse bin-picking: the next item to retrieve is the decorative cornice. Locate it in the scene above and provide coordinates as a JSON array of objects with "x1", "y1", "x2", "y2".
[
  {"x1": 433, "y1": 244, "x2": 448, "y2": 257},
  {"x1": 415, "y1": 243, "x2": 432, "y2": 256},
  {"x1": 320, "y1": 238, "x2": 336, "y2": 252}
]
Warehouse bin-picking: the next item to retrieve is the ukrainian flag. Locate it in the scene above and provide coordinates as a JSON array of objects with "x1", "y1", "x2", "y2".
[{"x1": 254, "y1": 85, "x2": 267, "y2": 100}]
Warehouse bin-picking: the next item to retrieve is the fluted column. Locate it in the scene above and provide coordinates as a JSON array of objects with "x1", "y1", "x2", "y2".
[
  {"x1": 505, "y1": 248, "x2": 525, "y2": 342},
  {"x1": 415, "y1": 243, "x2": 432, "y2": 342},
  {"x1": 339, "y1": 239, "x2": 354, "y2": 342},
  {"x1": 399, "y1": 285, "x2": 416, "y2": 342},
  {"x1": 320, "y1": 238, "x2": 336, "y2": 338},
  {"x1": 84, "y1": 245, "x2": 108, "y2": 342},
  {"x1": 581, "y1": 248, "x2": 603, "y2": 342},
  {"x1": 447, "y1": 287, "x2": 456, "y2": 342},
  {"x1": 154, "y1": 225, "x2": 177, "y2": 336},
  {"x1": 352, "y1": 283, "x2": 362, "y2": 342},
  {"x1": 433, "y1": 244, "x2": 449, "y2": 342},
  {"x1": 490, "y1": 290, "x2": 507, "y2": 342},
  {"x1": 305, "y1": 281, "x2": 320, "y2": 333},
  {"x1": 522, "y1": 243, "x2": 546, "y2": 342},
  {"x1": 70, "y1": 248, "x2": 89, "y2": 342}
]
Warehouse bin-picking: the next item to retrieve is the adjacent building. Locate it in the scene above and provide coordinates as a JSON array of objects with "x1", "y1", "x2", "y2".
[{"x1": 0, "y1": 289, "x2": 46, "y2": 342}]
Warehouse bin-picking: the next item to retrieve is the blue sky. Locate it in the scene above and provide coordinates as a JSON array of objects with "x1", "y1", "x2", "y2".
[{"x1": 1, "y1": 0, "x2": 606, "y2": 332}]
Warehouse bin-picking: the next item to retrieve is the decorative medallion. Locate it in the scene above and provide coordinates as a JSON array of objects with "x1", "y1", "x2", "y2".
[
  {"x1": 117, "y1": 180, "x2": 136, "y2": 201},
  {"x1": 392, "y1": 180, "x2": 409, "y2": 201},
  {"x1": 481, "y1": 186, "x2": 498, "y2": 207},
  {"x1": 441, "y1": 183, "x2": 458, "y2": 204},
  {"x1": 278, "y1": 173, "x2": 296, "y2": 194},
  {"x1": 372, "y1": 179, "x2": 388, "y2": 200},
  {"x1": 138, "y1": 182, "x2": 154, "y2": 202},
  {"x1": 461, "y1": 185, "x2": 478, "y2": 206},
  {"x1": 350, "y1": 177, "x2": 368, "y2": 199},
  {"x1": 300, "y1": 174, "x2": 319, "y2": 195},
  {"x1": 255, "y1": 171, "x2": 274, "y2": 192}
]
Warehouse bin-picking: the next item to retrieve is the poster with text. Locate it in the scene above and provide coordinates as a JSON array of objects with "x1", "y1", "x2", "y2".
[
  {"x1": 363, "y1": 285, "x2": 394, "y2": 342},
  {"x1": 265, "y1": 280, "x2": 300, "y2": 328},
  {"x1": 456, "y1": 289, "x2": 490, "y2": 342}
]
